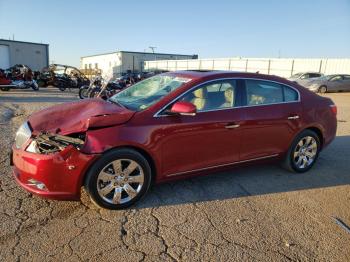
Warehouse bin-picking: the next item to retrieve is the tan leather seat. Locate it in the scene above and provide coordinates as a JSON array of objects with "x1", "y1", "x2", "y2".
[{"x1": 191, "y1": 87, "x2": 208, "y2": 111}]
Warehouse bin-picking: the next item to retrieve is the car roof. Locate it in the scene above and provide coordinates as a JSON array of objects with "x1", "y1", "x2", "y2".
[{"x1": 164, "y1": 70, "x2": 293, "y2": 85}]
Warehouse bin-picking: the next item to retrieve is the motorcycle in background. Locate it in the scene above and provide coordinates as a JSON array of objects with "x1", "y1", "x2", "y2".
[
  {"x1": 78, "y1": 75, "x2": 103, "y2": 99},
  {"x1": 79, "y1": 76, "x2": 123, "y2": 100},
  {"x1": 0, "y1": 64, "x2": 39, "y2": 91}
]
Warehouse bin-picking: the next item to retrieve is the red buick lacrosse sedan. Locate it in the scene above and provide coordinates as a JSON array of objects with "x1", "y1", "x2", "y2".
[{"x1": 11, "y1": 71, "x2": 337, "y2": 209}]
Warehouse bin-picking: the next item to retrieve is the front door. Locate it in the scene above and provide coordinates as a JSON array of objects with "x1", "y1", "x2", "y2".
[
  {"x1": 158, "y1": 79, "x2": 244, "y2": 177},
  {"x1": 328, "y1": 75, "x2": 344, "y2": 92}
]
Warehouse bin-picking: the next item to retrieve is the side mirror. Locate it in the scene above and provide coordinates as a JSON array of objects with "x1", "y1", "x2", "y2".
[{"x1": 168, "y1": 101, "x2": 197, "y2": 116}]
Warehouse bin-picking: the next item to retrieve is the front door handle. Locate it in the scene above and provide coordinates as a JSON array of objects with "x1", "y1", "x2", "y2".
[
  {"x1": 288, "y1": 115, "x2": 300, "y2": 120},
  {"x1": 225, "y1": 124, "x2": 240, "y2": 129}
]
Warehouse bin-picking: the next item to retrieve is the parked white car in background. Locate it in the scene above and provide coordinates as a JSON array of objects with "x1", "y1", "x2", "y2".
[{"x1": 288, "y1": 72, "x2": 323, "y2": 86}]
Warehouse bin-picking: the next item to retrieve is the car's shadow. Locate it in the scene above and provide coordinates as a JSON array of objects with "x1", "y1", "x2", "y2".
[{"x1": 134, "y1": 135, "x2": 350, "y2": 209}]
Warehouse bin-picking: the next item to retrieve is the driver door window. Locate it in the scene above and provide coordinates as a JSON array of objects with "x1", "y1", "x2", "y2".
[
  {"x1": 330, "y1": 75, "x2": 343, "y2": 81},
  {"x1": 181, "y1": 80, "x2": 237, "y2": 112}
]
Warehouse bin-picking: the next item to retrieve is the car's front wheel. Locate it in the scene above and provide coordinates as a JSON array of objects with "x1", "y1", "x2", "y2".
[
  {"x1": 282, "y1": 130, "x2": 320, "y2": 173},
  {"x1": 84, "y1": 148, "x2": 152, "y2": 209}
]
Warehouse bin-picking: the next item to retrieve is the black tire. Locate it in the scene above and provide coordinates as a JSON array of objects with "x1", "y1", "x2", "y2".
[
  {"x1": 31, "y1": 82, "x2": 39, "y2": 91},
  {"x1": 79, "y1": 86, "x2": 89, "y2": 99},
  {"x1": 58, "y1": 83, "x2": 66, "y2": 91},
  {"x1": 37, "y1": 80, "x2": 47, "y2": 88},
  {"x1": 282, "y1": 129, "x2": 321, "y2": 173},
  {"x1": 84, "y1": 148, "x2": 152, "y2": 209},
  {"x1": 0, "y1": 86, "x2": 10, "y2": 91},
  {"x1": 318, "y1": 85, "x2": 327, "y2": 94}
]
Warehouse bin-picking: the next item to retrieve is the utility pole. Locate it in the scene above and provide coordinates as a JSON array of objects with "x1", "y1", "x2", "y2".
[{"x1": 149, "y1": 46, "x2": 157, "y2": 53}]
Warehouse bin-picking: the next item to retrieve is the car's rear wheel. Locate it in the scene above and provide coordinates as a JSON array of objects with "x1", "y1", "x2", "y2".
[
  {"x1": 282, "y1": 130, "x2": 320, "y2": 173},
  {"x1": 84, "y1": 148, "x2": 152, "y2": 209},
  {"x1": 318, "y1": 85, "x2": 327, "y2": 93}
]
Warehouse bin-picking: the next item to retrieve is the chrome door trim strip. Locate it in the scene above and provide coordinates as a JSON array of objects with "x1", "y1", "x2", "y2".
[
  {"x1": 165, "y1": 154, "x2": 279, "y2": 177},
  {"x1": 154, "y1": 77, "x2": 301, "y2": 118}
]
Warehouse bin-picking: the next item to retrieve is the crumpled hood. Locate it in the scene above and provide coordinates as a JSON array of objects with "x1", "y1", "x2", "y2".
[{"x1": 28, "y1": 99, "x2": 135, "y2": 135}]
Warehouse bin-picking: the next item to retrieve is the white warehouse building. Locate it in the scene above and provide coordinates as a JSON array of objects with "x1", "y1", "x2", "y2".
[{"x1": 80, "y1": 51, "x2": 197, "y2": 77}]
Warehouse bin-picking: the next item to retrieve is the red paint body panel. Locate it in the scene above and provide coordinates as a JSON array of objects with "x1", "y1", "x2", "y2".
[
  {"x1": 240, "y1": 102, "x2": 302, "y2": 159},
  {"x1": 12, "y1": 144, "x2": 98, "y2": 200},
  {"x1": 28, "y1": 98, "x2": 135, "y2": 135},
  {"x1": 12, "y1": 71, "x2": 337, "y2": 200}
]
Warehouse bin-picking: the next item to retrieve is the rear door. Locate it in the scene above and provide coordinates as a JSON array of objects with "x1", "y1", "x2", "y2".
[{"x1": 239, "y1": 79, "x2": 301, "y2": 160}]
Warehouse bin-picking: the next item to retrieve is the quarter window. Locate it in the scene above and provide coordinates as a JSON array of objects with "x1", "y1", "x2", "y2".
[
  {"x1": 181, "y1": 80, "x2": 237, "y2": 112},
  {"x1": 284, "y1": 86, "x2": 298, "y2": 102},
  {"x1": 245, "y1": 80, "x2": 298, "y2": 105}
]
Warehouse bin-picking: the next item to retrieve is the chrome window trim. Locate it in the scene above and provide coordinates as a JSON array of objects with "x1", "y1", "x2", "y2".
[
  {"x1": 166, "y1": 154, "x2": 279, "y2": 177},
  {"x1": 153, "y1": 77, "x2": 301, "y2": 117}
]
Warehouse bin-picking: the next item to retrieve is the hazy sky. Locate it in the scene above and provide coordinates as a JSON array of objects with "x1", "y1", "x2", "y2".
[{"x1": 0, "y1": 0, "x2": 349, "y2": 67}]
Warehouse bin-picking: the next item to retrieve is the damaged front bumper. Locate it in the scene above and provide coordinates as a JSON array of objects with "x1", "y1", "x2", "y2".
[{"x1": 11, "y1": 133, "x2": 99, "y2": 200}]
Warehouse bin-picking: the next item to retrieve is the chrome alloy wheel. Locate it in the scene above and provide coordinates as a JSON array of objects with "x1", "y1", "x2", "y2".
[
  {"x1": 293, "y1": 136, "x2": 318, "y2": 169},
  {"x1": 97, "y1": 159, "x2": 144, "y2": 204}
]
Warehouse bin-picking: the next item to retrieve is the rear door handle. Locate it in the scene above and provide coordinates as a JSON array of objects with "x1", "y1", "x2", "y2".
[
  {"x1": 225, "y1": 123, "x2": 240, "y2": 129},
  {"x1": 288, "y1": 115, "x2": 299, "y2": 120}
]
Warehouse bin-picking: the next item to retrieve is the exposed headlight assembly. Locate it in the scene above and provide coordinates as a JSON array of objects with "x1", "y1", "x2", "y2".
[{"x1": 15, "y1": 122, "x2": 32, "y2": 149}]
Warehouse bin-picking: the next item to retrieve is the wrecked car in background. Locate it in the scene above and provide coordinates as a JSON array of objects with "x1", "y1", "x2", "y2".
[{"x1": 36, "y1": 64, "x2": 90, "y2": 91}]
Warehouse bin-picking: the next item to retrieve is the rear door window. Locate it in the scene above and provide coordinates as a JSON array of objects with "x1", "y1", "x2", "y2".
[
  {"x1": 245, "y1": 80, "x2": 298, "y2": 106},
  {"x1": 309, "y1": 73, "x2": 321, "y2": 78}
]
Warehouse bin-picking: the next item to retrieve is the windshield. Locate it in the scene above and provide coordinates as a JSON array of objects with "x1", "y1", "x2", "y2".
[
  {"x1": 109, "y1": 75, "x2": 192, "y2": 111},
  {"x1": 290, "y1": 73, "x2": 303, "y2": 78}
]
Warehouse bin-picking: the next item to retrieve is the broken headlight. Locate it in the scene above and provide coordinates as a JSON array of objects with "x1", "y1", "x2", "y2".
[
  {"x1": 29, "y1": 133, "x2": 85, "y2": 154},
  {"x1": 15, "y1": 122, "x2": 32, "y2": 149}
]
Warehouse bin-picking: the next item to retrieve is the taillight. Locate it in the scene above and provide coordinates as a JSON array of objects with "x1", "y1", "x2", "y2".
[{"x1": 330, "y1": 104, "x2": 337, "y2": 115}]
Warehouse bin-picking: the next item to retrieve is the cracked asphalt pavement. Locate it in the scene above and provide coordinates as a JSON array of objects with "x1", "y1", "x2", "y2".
[{"x1": 0, "y1": 88, "x2": 349, "y2": 261}]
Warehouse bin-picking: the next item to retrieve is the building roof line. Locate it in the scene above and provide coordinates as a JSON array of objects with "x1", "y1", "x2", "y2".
[
  {"x1": 81, "y1": 50, "x2": 197, "y2": 59},
  {"x1": 0, "y1": 39, "x2": 49, "y2": 46}
]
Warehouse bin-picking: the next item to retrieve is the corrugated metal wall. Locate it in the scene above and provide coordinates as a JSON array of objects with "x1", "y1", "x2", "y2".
[{"x1": 144, "y1": 58, "x2": 350, "y2": 77}]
